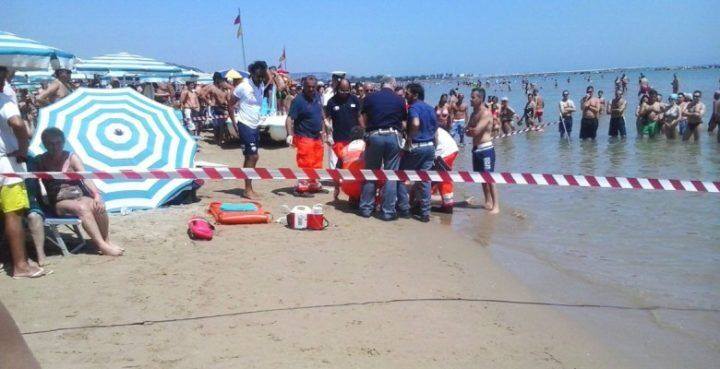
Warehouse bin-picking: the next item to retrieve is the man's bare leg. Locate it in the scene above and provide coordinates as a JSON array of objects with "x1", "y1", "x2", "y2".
[
  {"x1": 26, "y1": 213, "x2": 47, "y2": 266},
  {"x1": 488, "y1": 184, "x2": 500, "y2": 214},
  {"x1": 243, "y1": 154, "x2": 260, "y2": 199},
  {"x1": 482, "y1": 183, "x2": 492, "y2": 210},
  {"x1": 4, "y1": 211, "x2": 44, "y2": 277}
]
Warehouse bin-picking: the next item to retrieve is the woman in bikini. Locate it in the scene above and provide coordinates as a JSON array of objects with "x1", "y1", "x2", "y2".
[
  {"x1": 36, "y1": 128, "x2": 124, "y2": 256},
  {"x1": 662, "y1": 94, "x2": 681, "y2": 139},
  {"x1": 435, "y1": 94, "x2": 451, "y2": 130}
]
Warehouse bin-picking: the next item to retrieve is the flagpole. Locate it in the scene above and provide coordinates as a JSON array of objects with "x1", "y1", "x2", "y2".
[{"x1": 238, "y1": 8, "x2": 247, "y2": 69}]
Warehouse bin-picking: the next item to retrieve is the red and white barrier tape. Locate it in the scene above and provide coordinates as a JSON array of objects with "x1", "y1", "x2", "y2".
[{"x1": 3, "y1": 168, "x2": 718, "y2": 193}]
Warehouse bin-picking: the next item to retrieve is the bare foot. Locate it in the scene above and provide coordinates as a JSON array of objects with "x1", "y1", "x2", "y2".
[
  {"x1": 483, "y1": 203, "x2": 493, "y2": 210},
  {"x1": 243, "y1": 189, "x2": 260, "y2": 200},
  {"x1": 97, "y1": 242, "x2": 124, "y2": 256},
  {"x1": 333, "y1": 186, "x2": 340, "y2": 201},
  {"x1": 488, "y1": 206, "x2": 500, "y2": 215}
]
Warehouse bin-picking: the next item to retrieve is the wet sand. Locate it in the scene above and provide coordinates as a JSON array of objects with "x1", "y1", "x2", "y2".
[{"x1": 0, "y1": 136, "x2": 619, "y2": 368}]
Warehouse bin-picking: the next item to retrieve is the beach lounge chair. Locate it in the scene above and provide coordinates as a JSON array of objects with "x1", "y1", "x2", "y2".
[{"x1": 44, "y1": 217, "x2": 86, "y2": 256}]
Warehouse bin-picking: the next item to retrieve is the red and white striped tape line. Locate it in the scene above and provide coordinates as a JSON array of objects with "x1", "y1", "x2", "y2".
[{"x1": 3, "y1": 168, "x2": 718, "y2": 193}]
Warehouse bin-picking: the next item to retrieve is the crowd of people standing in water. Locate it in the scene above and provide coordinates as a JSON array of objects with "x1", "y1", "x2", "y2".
[{"x1": 449, "y1": 73, "x2": 720, "y2": 142}]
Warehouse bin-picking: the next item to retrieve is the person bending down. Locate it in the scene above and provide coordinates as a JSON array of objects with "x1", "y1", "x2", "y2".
[{"x1": 35, "y1": 128, "x2": 124, "y2": 256}]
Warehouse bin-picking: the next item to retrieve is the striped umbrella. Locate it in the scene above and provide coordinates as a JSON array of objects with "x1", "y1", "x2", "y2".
[
  {"x1": 0, "y1": 31, "x2": 76, "y2": 71},
  {"x1": 76, "y1": 52, "x2": 182, "y2": 78},
  {"x1": 29, "y1": 88, "x2": 197, "y2": 212}
]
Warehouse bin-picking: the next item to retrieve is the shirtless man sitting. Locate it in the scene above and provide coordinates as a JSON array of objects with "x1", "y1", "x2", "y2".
[
  {"x1": 450, "y1": 93, "x2": 468, "y2": 145},
  {"x1": 35, "y1": 69, "x2": 73, "y2": 106},
  {"x1": 579, "y1": 86, "x2": 601, "y2": 140},
  {"x1": 638, "y1": 89, "x2": 663, "y2": 138},
  {"x1": 682, "y1": 90, "x2": 706, "y2": 142},
  {"x1": 465, "y1": 88, "x2": 499, "y2": 214}
]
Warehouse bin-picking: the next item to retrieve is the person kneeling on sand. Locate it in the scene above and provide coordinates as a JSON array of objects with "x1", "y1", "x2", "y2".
[{"x1": 35, "y1": 128, "x2": 124, "y2": 256}]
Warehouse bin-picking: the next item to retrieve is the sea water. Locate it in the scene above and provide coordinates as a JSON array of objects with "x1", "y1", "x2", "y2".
[{"x1": 421, "y1": 69, "x2": 720, "y2": 367}]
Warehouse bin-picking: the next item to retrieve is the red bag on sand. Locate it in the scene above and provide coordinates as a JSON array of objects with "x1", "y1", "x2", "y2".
[
  {"x1": 208, "y1": 201, "x2": 272, "y2": 225},
  {"x1": 188, "y1": 217, "x2": 214, "y2": 240}
]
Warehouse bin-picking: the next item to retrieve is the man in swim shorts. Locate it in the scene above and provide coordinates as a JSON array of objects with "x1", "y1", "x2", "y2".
[
  {"x1": 450, "y1": 93, "x2": 468, "y2": 145},
  {"x1": 608, "y1": 89, "x2": 627, "y2": 138},
  {"x1": 639, "y1": 89, "x2": 663, "y2": 138},
  {"x1": 558, "y1": 90, "x2": 575, "y2": 138},
  {"x1": 466, "y1": 88, "x2": 499, "y2": 214},
  {"x1": 579, "y1": 86, "x2": 601, "y2": 140}
]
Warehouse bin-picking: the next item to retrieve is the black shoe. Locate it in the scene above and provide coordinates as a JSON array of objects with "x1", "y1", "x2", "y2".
[
  {"x1": 431, "y1": 206, "x2": 453, "y2": 214},
  {"x1": 413, "y1": 214, "x2": 430, "y2": 223},
  {"x1": 358, "y1": 211, "x2": 372, "y2": 218},
  {"x1": 398, "y1": 210, "x2": 411, "y2": 219},
  {"x1": 380, "y1": 214, "x2": 398, "y2": 221}
]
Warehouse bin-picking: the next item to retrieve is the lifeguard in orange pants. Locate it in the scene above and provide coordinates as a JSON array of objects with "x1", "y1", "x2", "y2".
[
  {"x1": 432, "y1": 127, "x2": 459, "y2": 213},
  {"x1": 285, "y1": 75, "x2": 326, "y2": 195}
]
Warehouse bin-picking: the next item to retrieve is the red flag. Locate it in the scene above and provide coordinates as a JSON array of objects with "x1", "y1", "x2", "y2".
[
  {"x1": 279, "y1": 47, "x2": 286, "y2": 63},
  {"x1": 233, "y1": 15, "x2": 240, "y2": 25}
]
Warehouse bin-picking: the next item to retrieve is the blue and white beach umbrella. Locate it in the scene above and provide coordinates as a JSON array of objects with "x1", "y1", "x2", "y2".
[
  {"x1": 29, "y1": 88, "x2": 196, "y2": 212},
  {"x1": 76, "y1": 52, "x2": 182, "y2": 77},
  {"x1": 0, "y1": 31, "x2": 76, "y2": 71}
]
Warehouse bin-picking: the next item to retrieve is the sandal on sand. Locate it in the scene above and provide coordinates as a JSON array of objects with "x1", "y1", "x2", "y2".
[{"x1": 13, "y1": 268, "x2": 53, "y2": 279}]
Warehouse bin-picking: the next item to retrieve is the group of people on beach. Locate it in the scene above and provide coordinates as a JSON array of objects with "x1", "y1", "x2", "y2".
[{"x1": 207, "y1": 64, "x2": 500, "y2": 222}]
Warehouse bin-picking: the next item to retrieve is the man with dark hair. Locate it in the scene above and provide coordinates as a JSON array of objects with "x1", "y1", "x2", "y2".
[
  {"x1": 326, "y1": 79, "x2": 361, "y2": 170},
  {"x1": 558, "y1": 90, "x2": 575, "y2": 138},
  {"x1": 450, "y1": 92, "x2": 467, "y2": 145},
  {"x1": 228, "y1": 60, "x2": 282, "y2": 199},
  {"x1": 683, "y1": 90, "x2": 706, "y2": 141},
  {"x1": 36, "y1": 68, "x2": 73, "y2": 106},
  {"x1": 180, "y1": 81, "x2": 201, "y2": 134},
  {"x1": 285, "y1": 75, "x2": 326, "y2": 195},
  {"x1": 579, "y1": 85, "x2": 601, "y2": 140},
  {"x1": 609, "y1": 89, "x2": 627, "y2": 138},
  {"x1": 199, "y1": 72, "x2": 231, "y2": 145},
  {"x1": 397, "y1": 83, "x2": 437, "y2": 222},
  {"x1": 638, "y1": 89, "x2": 663, "y2": 138},
  {"x1": 466, "y1": 88, "x2": 499, "y2": 214},
  {"x1": 358, "y1": 76, "x2": 406, "y2": 220}
]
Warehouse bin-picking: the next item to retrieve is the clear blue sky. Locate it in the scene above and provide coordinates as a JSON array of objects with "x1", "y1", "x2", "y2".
[{"x1": 5, "y1": 0, "x2": 718, "y2": 76}]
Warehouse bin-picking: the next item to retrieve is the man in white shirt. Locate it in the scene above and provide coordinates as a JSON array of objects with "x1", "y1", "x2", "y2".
[
  {"x1": 228, "y1": 61, "x2": 284, "y2": 199},
  {"x1": 558, "y1": 90, "x2": 576, "y2": 139},
  {"x1": 0, "y1": 66, "x2": 47, "y2": 278},
  {"x1": 322, "y1": 71, "x2": 345, "y2": 107}
]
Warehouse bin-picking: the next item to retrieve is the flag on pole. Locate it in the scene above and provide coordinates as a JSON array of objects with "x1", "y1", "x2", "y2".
[
  {"x1": 278, "y1": 46, "x2": 286, "y2": 67},
  {"x1": 234, "y1": 11, "x2": 242, "y2": 38}
]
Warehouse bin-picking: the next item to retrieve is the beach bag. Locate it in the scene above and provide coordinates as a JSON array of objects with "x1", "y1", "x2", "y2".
[
  {"x1": 188, "y1": 217, "x2": 214, "y2": 240},
  {"x1": 208, "y1": 201, "x2": 272, "y2": 225}
]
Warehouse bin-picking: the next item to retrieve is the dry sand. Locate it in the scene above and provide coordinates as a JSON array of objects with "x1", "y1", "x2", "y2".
[{"x1": 1, "y1": 135, "x2": 625, "y2": 368}]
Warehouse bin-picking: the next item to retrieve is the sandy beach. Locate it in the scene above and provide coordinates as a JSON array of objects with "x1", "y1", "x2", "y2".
[{"x1": 0, "y1": 134, "x2": 628, "y2": 368}]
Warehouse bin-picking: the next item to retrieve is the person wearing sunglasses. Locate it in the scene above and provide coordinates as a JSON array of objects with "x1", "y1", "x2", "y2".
[
  {"x1": 325, "y1": 79, "x2": 361, "y2": 198},
  {"x1": 682, "y1": 90, "x2": 706, "y2": 141}
]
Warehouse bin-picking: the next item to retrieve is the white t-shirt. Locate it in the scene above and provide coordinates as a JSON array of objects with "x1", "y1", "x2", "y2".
[
  {"x1": 233, "y1": 78, "x2": 265, "y2": 129},
  {"x1": 3, "y1": 83, "x2": 17, "y2": 104},
  {"x1": 0, "y1": 91, "x2": 25, "y2": 185},
  {"x1": 435, "y1": 128, "x2": 459, "y2": 158},
  {"x1": 322, "y1": 87, "x2": 334, "y2": 106}
]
